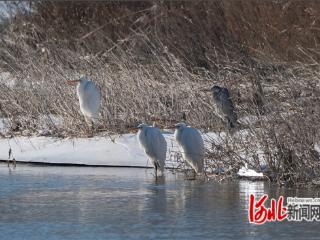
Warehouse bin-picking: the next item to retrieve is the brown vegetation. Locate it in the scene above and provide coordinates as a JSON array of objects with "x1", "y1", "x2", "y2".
[{"x1": 0, "y1": 1, "x2": 319, "y2": 185}]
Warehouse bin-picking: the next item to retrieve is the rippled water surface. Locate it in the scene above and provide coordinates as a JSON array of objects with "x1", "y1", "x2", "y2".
[{"x1": 0, "y1": 164, "x2": 319, "y2": 240}]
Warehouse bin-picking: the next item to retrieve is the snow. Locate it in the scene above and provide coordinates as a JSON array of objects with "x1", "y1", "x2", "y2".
[
  {"x1": 0, "y1": 133, "x2": 181, "y2": 168},
  {"x1": 0, "y1": 129, "x2": 268, "y2": 178},
  {"x1": 315, "y1": 143, "x2": 320, "y2": 155},
  {"x1": 237, "y1": 166, "x2": 264, "y2": 178},
  {"x1": 0, "y1": 118, "x2": 9, "y2": 135},
  {"x1": 0, "y1": 118, "x2": 271, "y2": 176},
  {"x1": 37, "y1": 114, "x2": 64, "y2": 135},
  {"x1": 0, "y1": 72, "x2": 16, "y2": 88},
  {"x1": 0, "y1": 119, "x2": 4, "y2": 131}
]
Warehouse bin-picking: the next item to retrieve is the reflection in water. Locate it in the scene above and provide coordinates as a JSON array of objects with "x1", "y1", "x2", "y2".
[
  {"x1": 0, "y1": 164, "x2": 320, "y2": 240},
  {"x1": 239, "y1": 180, "x2": 266, "y2": 210},
  {"x1": 238, "y1": 180, "x2": 266, "y2": 238}
]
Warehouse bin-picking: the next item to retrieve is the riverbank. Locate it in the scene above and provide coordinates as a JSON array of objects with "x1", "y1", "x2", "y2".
[
  {"x1": 0, "y1": 1, "x2": 319, "y2": 186},
  {"x1": 0, "y1": 133, "x2": 172, "y2": 167},
  {"x1": 0, "y1": 129, "x2": 269, "y2": 179}
]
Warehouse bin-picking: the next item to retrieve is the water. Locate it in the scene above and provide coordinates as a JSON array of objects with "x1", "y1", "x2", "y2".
[{"x1": 0, "y1": 164, "x2": 319, "y2": 240}]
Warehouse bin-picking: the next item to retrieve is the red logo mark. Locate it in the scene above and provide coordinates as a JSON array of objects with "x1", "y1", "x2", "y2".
[{"x1": 249, "y1": 194, "x2": 288, "y2": 224}]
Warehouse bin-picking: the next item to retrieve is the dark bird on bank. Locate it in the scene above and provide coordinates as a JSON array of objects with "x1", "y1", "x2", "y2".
[{"x1": 203, "y1": 85, "x2": 238, "y2": 130}]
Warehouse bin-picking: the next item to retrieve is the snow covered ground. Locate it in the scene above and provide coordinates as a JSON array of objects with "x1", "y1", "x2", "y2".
[
  {"x1": 0, "y1": 118, "x2": 268, "y2": 178},
  {"x1": 3, "y1": 119, "x2": 317, "y2": 179},
  {"x1": 0, "y1": 119, "x2": 212, "y2": 169},
  {"x1": 0, "y1": 131, "x2": 267, "y2": 178},
  {"x1": 0, "y1": 133, "x2": 180, "y2": 168}
]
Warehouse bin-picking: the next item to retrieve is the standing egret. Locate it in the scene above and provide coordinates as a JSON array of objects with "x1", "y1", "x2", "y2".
[
  {"x1": 174, "y1": 123, "x2": 204, "y2": 174},
  {"x1": 67, "y1": 76, "x2": 101, "y2": 124},
  {"x1": 203, "y1": 85, "x2": 238, "y2": 129},
  {"x1": 136, "y1": 123, "x2": 167, "y2": 177}
]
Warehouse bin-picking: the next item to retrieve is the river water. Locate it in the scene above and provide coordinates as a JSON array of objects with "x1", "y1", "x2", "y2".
[{"x1": 0, "y1": 164, "x2": 319, "y2": 240}]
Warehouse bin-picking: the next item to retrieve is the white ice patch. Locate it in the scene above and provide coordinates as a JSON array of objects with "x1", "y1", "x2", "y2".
[{"x1": 237, "y1": 166, "x2": 264, "y2": 178}]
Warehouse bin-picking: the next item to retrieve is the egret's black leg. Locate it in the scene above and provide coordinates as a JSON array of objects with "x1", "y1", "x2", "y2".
[
  {"x1": 226, "y1": 118, "x2": 232, "y2": 130},
  {"x1": 155, "y1": 163, "x2": 158, "y2": 180}
]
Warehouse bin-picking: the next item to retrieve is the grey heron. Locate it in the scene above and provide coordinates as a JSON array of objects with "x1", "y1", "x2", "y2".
[{"x1": 204, "y1": 85, "x2": 238, "y2": 129}]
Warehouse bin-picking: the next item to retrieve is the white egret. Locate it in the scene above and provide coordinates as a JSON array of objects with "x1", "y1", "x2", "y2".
[
  {"x1": 136, "y1": 123, "x2": 167, "y2": 177},
  {"x1": 174, "y1": 122, "x2": 205, "y2": 173},
  {"x1": 67, "y1": 76, "x2": 101, "y2": 124}
]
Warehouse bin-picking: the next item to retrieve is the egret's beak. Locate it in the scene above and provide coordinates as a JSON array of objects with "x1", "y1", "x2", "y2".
[{"x1": 67, "y1": 79, "x2": 81, "y2": 85}]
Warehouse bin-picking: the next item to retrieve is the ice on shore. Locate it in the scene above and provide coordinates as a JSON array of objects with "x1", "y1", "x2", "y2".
[{"x1": 237, "y1": 166, "x2": 264, "y2": 178}]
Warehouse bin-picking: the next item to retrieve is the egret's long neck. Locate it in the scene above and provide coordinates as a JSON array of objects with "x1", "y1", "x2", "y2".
[
  {"x1": 76, "y1": 81, "x2": 86, "y2": 103},
  {"x1": 137, "y1": 127, "x2": 148, "y2": 147},
  {"x1": 174, "y1": 127, "x2": 184, "y2": 143}
]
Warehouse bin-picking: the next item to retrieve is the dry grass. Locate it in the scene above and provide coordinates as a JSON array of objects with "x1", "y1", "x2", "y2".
[
  {"x1": 0, "y1": 1, "x2": 319, "y2": 185},
  {"x1": 205, "y1": 63, "x2": 320, "y2": 185}
]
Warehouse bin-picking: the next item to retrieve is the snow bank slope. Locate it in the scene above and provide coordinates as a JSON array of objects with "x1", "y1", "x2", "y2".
[{"x1": 0, "y1": 133, "x2": 179, "y2": 167}]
